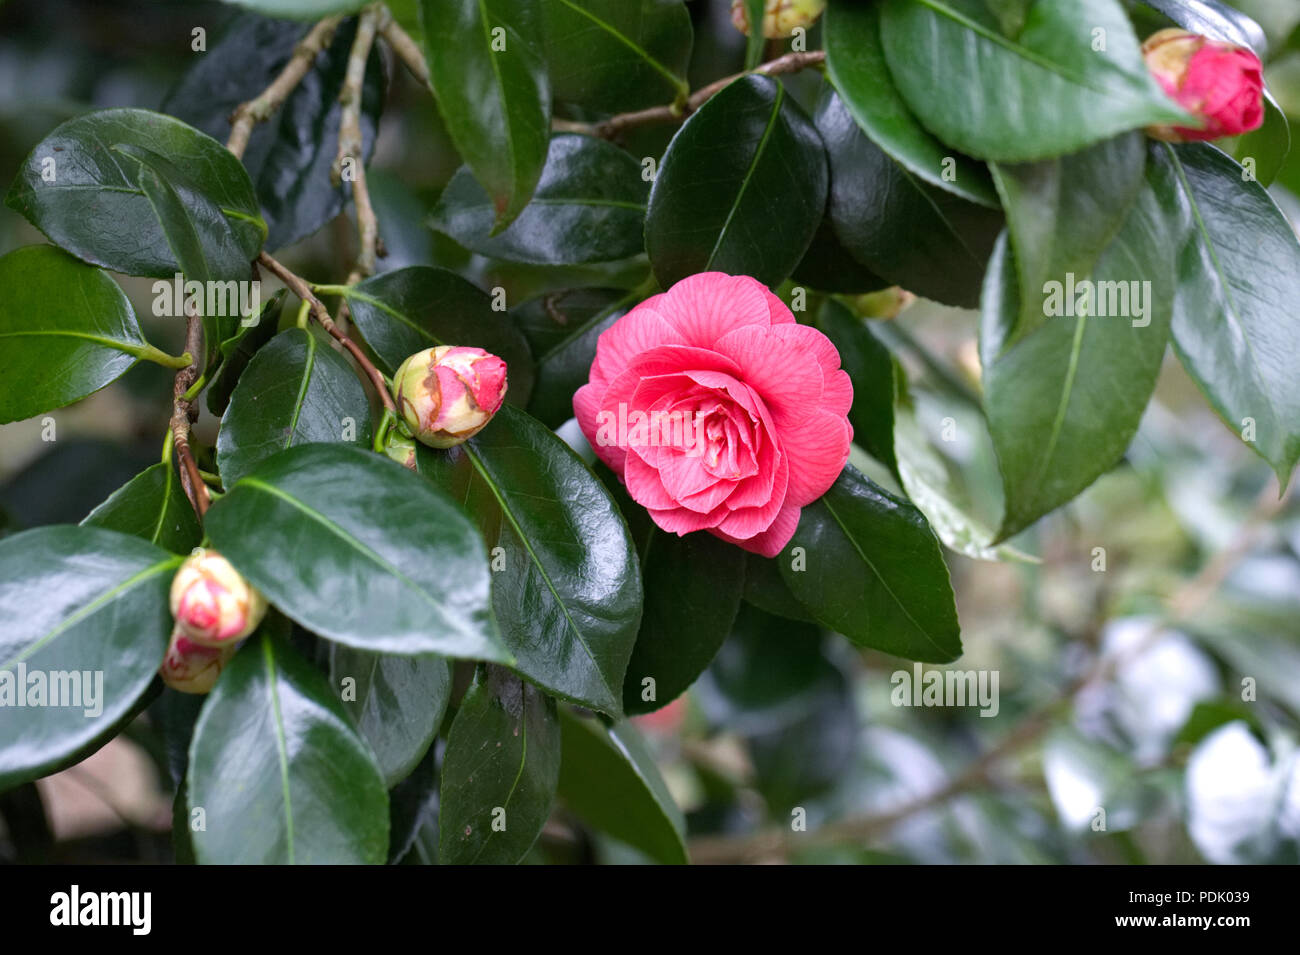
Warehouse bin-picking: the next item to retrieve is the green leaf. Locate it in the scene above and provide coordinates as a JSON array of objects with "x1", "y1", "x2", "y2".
[
  {"x1": 514, "y1": 288, "x2": 635, "y2": 428},
  {"x1": 990, "y1": 133, "x2": 1148, "y2": 345},
  {"x1": 187, "y1": 630, "x2": 388, "y2": 864},
  {"x1": 205, "y1": 443, "x2": 509, "y2": 661},
  {"x1": 742, "y1": 553, "x2": 816, "y2": 623},
  {"x1": 779, "y1": 464, "x2": 961, "y2": 663},
  {"x1": 1231, "y1": 91, "x2": 1290, "y2": 189},
  {"x1": 0, "y1": 246, "x2": 148, "y2": 424},
  {"x1": 823, "y1": 0, "x2": 998, "y2": 207},
  {"x1": 791, "y1": 216, "x2": 890, "y2": 294},
  {"x1": 5, "y1": 108, "x2": 265, "y2": 277},
  {"x1": 215, "y1": 327, "x2": 374, "y2": 488},
  {"x1": 164, "y1": 14, "x2": 386, "y2": 250},
  {"x1": 419, "y1": 0, "x2": 550, "y2": 231},
  {"x1": 340, "y1": 266, "x2": 535, "y2": 405},
  {"x1": 645, "y1": 74, "x2": 828, "y2": 289},
  {"x1": 1154, "y1": 142, "x2": 1300, "y2": 484},
  {"x1": 439, "y1": 666, "x2": 560, "y2": 864},
  {"x1": 542, "y1": 0, "x2": 691, "y2": 112},
  {"x1": 879, "y1": 0, "x2": 1190, "y2": 161},
  {"x1": 429, "y1": 134, "x2": 649, "y2": 265},
  {"x1": 1139, "y1": 0, "x2": 1268, "y2": 54},
  {"x1": 82, "y1": 462, "x2": 202, "y2": 554},
  {"x1": 556, "y1": 708, "x2": 686, "y2": 864},
  {"x1": 816, "y1": 85, "x2": 1002, "y2": 309},
  {"x1": 329, "y1": 644, "x2": 450, "y2": 788},
  {"x1": 817, "y1": 299, "x2": 898, "y2": 476},
  {"x1": 206, "y1": 289, "x2": 286, "y2": 416},
  {"x1": 981, "y1": 157, "x2": 1176, "y2": 539},
  {"x1": 417, "y1": 406, "x2": 642, "y2": 717},
  {"x1": 0, "y1": 526, "x2": 179, "y2": 790},
  {"x1": 221, "y1": 0, "x2": 367, "y2": 18},
  {"x1": 742, "y1": 0, "x2": 765, "y2": 69},
  {"x1": 613, "y1": 482, "x2": 746, "y2": 716}
]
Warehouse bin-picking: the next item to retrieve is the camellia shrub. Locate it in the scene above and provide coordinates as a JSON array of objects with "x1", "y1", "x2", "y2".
[{"x1": 1, "y1": 0, "x2": 1298, "y2": 867}]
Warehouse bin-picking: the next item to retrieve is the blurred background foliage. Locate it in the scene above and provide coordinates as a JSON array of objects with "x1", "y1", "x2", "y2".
[{"x1": 0, "y1": 0, "x2": 1297, "y2": 864}]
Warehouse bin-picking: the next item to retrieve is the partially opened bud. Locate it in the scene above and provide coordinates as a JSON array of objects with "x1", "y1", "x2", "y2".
[
  {"x1": 1142, "y1": 28, "x2": 1264, "y2": 142},
  {"x1": 730, "y1": 0, "x2": 826, "y2": 39},
  {"x1": 170, "y1": 549, "x2": 266, "y2": 647},
  {"x1": 160, "y1": 628, "x2": 236, "y2": 695},
  {"x1": 392, "y1": 345, "x2": 508, "y2": 449}
]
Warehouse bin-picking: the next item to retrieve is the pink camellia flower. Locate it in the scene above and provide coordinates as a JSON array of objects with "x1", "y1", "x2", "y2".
[
  {"x1": 393, "y1": 345, "x2": 508, "y2": 449},
  {"x1": 170, "y1": 549, "x2": 267, "y2": 647},
  {"x1": 574, "y1": 273, "x2": 852, "y2": 558},
  {"x1": 1142, "y1": 27, "x2": 1264, "y2": 142},
  {"x1": 160, "y1": 628, "x2": 236, "y2": 695}
]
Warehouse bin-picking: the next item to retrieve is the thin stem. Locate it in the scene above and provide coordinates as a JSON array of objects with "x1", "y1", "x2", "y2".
[
  {"x1": 259, "y1": 251, "x2": 397, "y2": 414},
  {"x1": 375, "y1": 4, "x2": 431, "y2": 91},
  {"x1": 372, "y1": 407, "x2": 396, "y2": 453},
  {"x1": 336, "y1": 5, "x2": 382, "y2": 286},
  {"x1": 133, "y1": 343, "x2": 194, "y2": 370},
  {"x1": 554, "y1": 50, "x2": 826, "y2": 141},
  {"x1": 170, "y1": 311, "x2": 210, "y2": 519},
  {"x1": 295, "y1": 297, "x2": 311, "y2": 330},
  {"x1": 227, "y1": 16, "x2": 344, "y2": 158}
]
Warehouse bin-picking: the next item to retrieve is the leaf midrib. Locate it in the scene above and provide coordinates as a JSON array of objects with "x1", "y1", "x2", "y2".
[
  {"x1": 261, "y1": 636, "x2": 296, "y2": 866},
  {"x1": 553, "y1": 0, "x2": 687, "y2": 96},
  {"x1": 705, "y1": 82, "x2": 784, "y2": 269}
]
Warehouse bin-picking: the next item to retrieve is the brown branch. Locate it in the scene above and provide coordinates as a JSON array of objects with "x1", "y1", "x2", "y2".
[
  {"x1": 375, "y1": 3, "x2": 430, "y2": 91},
  {"x1": 171, "y1": 310, "x2": 210, "y2": 518},
  {"x1": 555, "y1": 50, "x2": 827, "y2": 141},
  {"x1": 335, "y1": 6, "x2": 381, "y2": 286},
  {"x1": 688, "y1": 476, "x2": 1292, "y2": 864},
  {"x1": 258, "y1": 251, "x2": 396, "y2": 414},
  {"x1": 227, "y1": 16, "x2": 344, "y2": 158}
]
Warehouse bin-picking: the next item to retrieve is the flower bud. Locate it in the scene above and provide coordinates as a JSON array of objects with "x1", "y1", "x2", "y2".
[
  {"x1": 392, "y1": 345, "x2": 508, "y2": 449},
  {"x1": 160, "y1": 628, "x2": 236, "y2": 695},
  {"x1": 1142, "y1": 28, "x2": 1264, "y2": 142},
  {"x1": 730, "y1": 0, "x2": 826, "y2": 39},
  {"x1": 383, "y1": 429, "x2": 418, "y2": 470},
  {"x1": 169, "y1": 549, "x2": 266, "y2": 647},
  {"x1": 850, "y1": 286, "x2": 916, "y2": 321}
]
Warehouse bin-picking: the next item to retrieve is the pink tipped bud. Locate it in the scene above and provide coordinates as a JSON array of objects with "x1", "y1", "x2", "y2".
[
  {"x1": 160, "y1": 628, "x2": 236, "y2": 694},
  {"x1": 1142, "y1": 28, "x2": 1264, "y2": 142},
  {"x1": 169, "y1": 549, "x2": 266, "y2": 647},
  {"x1": 730, "y1": 0, "x2": 826, "y2": 39},
  {"x1": 392, "y1": 345, "x2": 508, "y2": 449}
]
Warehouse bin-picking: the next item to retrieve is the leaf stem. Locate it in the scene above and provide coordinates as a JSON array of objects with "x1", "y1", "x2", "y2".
[
  {"x1": 170, "y1": 309, "x2": 211, "y2": 519},
  {"x1": 133, "y1": 343, "x2": 194, "y2": 369},
  {"x1": 375, "y1": 4, "x2": 431, "y2": 92}
]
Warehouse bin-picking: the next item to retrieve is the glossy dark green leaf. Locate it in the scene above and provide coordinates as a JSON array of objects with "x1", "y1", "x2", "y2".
[
  {"x1": 1140, "y1": 0, "x2": 1267, "y2": 53},
  {"x1": 206, "y1": 289, "x2": 286, "y2": 416},
  {"x1": 1231, "y1": 91, "x2": 1291, "y2": 189},
  {"x1": 1154, "y1": 143, "x2": 1300, "y2": 484},
  {"x1": 542, "y1": 0, "x2": 691, "y2": 112},
  {"x1": 816, "y1": 86, "x2": 1002, "y2": 309},
  {"x1": 981, "y1": 159, "x2": 1176, "y2": 539},
  {"x1": 187, "y1": 630, "x2": 388, "y2": 864},
  {"x1": 818, "y1": 299, "x2": 898, "y2": 476},
  {"x1": 221, "y1": 0, "x2": 367, "y2": 18},
  {"x1": 429, "y1": 134, "x2": 649, "y2": 265},
  {"x1": 0, "y1": 526, "x2": 178, "y2": 790},
  {"x1": 645, "y1": 74, "x2": 827, "y2": 289},
  {"x1": 419, "y1": 0, "x2": 550, "y2": 231},
  {"x1": 5, "y1": 108, "x2": 265, "y2": 277},
  {"x1": 556, "y1": 708, "x2": 686, "y2": 864},
  {"x1": 606, "y1": 472, "x2": 746, "y2": 716},
  {"x1": 387, "y1": 743, "x2": 439, "y2": 863},
  {"x1": 439, "y1": 666, "x2": 560, "y2": 864},
  {"x1": 991, "y1": 133, "x2": 1147, "y2": 345},
  {"x1": 205, "y1": 443, "x2": 508, "y2": 661},
  {"x1": 514, "y1": 288, "x2": 635, "y2": 428},
  {"x1": 417, "y1": 406, "x2": 641, "y2": 717},
  {"x1": 791, "y1": 216, "x2": 890, "y2": 294},
  {"x1": 0, "y1": 246, "x2": 148, "y2": 424},
  {"x1": 82, "y1": 462, "x2": 202, "y2": 554},
  {"x1": 164, "y1": 14, "x2": 385, "y2": 250},
  {"x1": 879, "y1": 0, "x2": 1189, "y2": 161},
  {"x1": 823, "y1": 0, "x2": 998, "y2": 206},
  {"x1": 779, "y1": 464, "x2": 961, "y2": 663},
  {"x1": 215, "y1": 328, "x2": 374, "y2": 487},
  {"x1": 340, "y1": 266, "x2": 535, "y2": 404},
  {"x1": 329, "y1": 644, "x2": 450, "y2": 788},
  {"x1": 742, "y1": 553, "x2": 816, "y2": 623}
]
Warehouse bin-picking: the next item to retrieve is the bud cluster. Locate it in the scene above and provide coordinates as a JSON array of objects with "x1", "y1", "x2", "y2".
[{"x1": 160, "y1": 549, "x2": 267, "y2": 694}]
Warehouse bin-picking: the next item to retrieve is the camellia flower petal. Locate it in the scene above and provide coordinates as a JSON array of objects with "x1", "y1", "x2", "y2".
[
  {"x1": 169, "y1": 549, "x2": 267, "y2": 647},
  {"x1": 1142, "y1": 27, "x2": 1264, "y2": 142},
  {"x1": 159, "y1": 628, "x2": 237, "y2": 695},
  {"x1": 575, "y1": 272, "x2": 852, "y2": 558},
  {"x1": 730, "y1": 0, "x2": 826, "y2": 39},
  {"x1": 393, "y1": 345, "x2": 508, "y2": 449}
]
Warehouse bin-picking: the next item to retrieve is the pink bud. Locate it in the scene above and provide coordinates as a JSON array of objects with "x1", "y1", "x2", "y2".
[
  {"x1": 169, "y1": 549, "x2": 267, "y2": 647},
  {"x1": 730, "y1": 0, "x2": 826, "y2": 39},
  {"x1": 1142, "y1": 28, "x2": 1264, "y2": 142},
  {"x1": 160, "y1": 628, "x2": 236, "y2": 695},
  {"x1": 392, "y1": 345, "x2": 508, "y2": 449}
]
